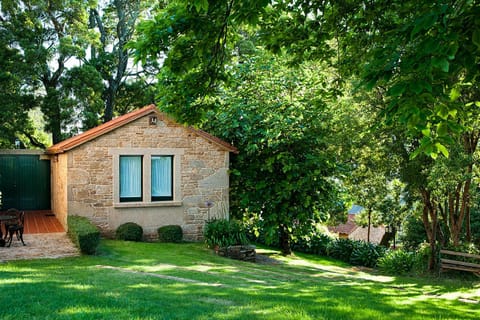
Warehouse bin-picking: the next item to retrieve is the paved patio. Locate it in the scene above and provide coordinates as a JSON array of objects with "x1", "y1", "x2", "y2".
[
  {"x1": 0, "y1": 232, "x2": 80, "y2": 262},
  {"x1": 0, "y1": 211, "x2": 80, "y2": 262}
]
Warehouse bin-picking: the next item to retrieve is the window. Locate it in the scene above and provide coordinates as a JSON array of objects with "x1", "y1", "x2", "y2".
[
  {"x1": 112, "y1": 148, "x2": 183, "y2": 207},
  {"x1": 119, "y1": 156, "x2": 142, "y2": 202},
  {"x1": 151, "y1": 156, "x2": 173, "y2": 201}
]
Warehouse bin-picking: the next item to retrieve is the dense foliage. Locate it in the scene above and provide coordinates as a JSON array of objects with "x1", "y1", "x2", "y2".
[
  {"x1": 293, "y1": 234, "x2": 387, "y2": 268},
  {"x1": 377, "y1": 249, "x2": 422, "y2": 276},
  {"x1": 203, "y1": 219, "x2": 249, "y2": 249},
  {"x1": 400, "y1": 215, "x2": 428, "y2": 251},
  {"x1": 115, "y1": 222, "x2": 143, "y2": 242},
  {"x1": 261, "y1": 0, "x2": 480, "y2": 269},
  {"x1": 0, "y1": 0, "x2": 156, "y2": 145},
  {"x1": 203, "y1": 53, "x2": 343, "y2": 254},
  {"x1": 132, "y1": 0, "x2": 269, "y2": 123},
  {"x1": 157, "y1": 225, "x2": 183, "y2": 243},
  {"x1": 292, "y1": 232, "x2": 333, "y2": 256},
  {"x1": 67, "y1": 215, "x2": 101, "y2": 254}
]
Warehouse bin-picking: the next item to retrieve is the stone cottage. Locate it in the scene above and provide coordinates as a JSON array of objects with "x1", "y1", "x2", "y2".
[{"x1": 46, "y1": 104, "x2": 238, "y2": 241}]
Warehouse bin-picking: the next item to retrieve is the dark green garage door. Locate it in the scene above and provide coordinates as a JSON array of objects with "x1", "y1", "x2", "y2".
[{"x1": 0, "y1": 153, "x2": 51, "y2": 210}]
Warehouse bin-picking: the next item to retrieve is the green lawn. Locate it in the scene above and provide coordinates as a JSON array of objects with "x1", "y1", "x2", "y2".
[{"x1": 0, "y1": 240, "x2": 479, "y2": 319}]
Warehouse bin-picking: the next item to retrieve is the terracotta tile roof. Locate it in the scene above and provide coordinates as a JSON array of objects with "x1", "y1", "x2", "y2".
[
  {"x1": 328, "y1": 213, "x2": 388, "y2": 244},
  {"x1": 349, "y1": 225, "x2": 387, "y2": 245},
  {"x1": 328, "y1": 214, "x2": 358, "y2": 235},
  {"x1": 46, "y1": 104, "x2": 238, "y2": 154}
]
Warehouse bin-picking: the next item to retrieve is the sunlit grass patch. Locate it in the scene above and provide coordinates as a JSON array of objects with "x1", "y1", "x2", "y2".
[{"x1": 0, "y1": 240, "x2": 479, "y2": 319}]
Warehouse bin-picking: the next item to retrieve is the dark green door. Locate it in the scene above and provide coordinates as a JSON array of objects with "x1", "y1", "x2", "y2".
[{"x1": 0, "y1": 154, "x2": 51, "y2": 210}]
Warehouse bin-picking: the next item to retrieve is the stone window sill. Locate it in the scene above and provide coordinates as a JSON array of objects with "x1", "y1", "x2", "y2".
[{"x1": 114, "y1": 201, "x2": 183, "y2": 208}]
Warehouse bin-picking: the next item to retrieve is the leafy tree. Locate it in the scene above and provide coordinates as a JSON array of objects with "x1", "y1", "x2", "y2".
[
  {"x1": 0, "y1": 0, "x2": 157, "y2": 143},
  {"x1": 0, "y1": 28, "x2": 37, "y2": 147},
  {"x1": 400, "y1": 214, "x2": 428, "y2": 251},
  {"x1": 336, "y1": 86, "x2": 400, "y2": 243},
  {"x1": 204, "y1": 51, "x2": 342, "y2": 255},
  {"x1": 61, "y1": 65, "x2": 104, "y2": 133},
  {"x1": 131, "y1": 0, "x2": 480, "y2": 264},
  {"x1": 0, "y1": 0, "x2": 95, "y2": 143},
  {"x1": 263, "y1": 0, "x2": 480, "y2": 156},
  {"x1": 260, "y1": 0, "x2": 480, "y2": 269},
  {"x1": 87, "y1": 0, "x2": 156, "y2": 123},
  {"x1": 132, "y1": 0, "x2": 270, "y2": 124}
]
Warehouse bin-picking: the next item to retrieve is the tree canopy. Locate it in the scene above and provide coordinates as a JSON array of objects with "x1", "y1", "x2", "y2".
[
  {"x1": 0, "y1": 0, "x2": 156, "y2": 144},
  {"x1": 203, "y1": 51, "x2": 343, "y2": 254}
]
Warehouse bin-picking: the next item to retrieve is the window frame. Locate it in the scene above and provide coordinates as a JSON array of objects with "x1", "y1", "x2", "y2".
[
  {"x1": 111, "y1": 148, "x2": 183, "y2": 208},
  {"x1": 151, "y1": 155, "x2": 174, "y2": 202},
  {"x1": 119, "y1": 155, "x2": 143, "y2": 203}
]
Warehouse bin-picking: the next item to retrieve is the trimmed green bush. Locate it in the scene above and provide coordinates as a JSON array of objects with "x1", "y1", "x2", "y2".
[
  {"x1": 116, "y1": 222, "x2": 143, "y2": 241},
  {"x1": 67, "y1": 215, "x2": 100, "y2": 255},
  {"x1": 204, "y1": 219, "x2": 249, "y2": 248},
  {"x1": 158, "y1": 225, "x2": 183, "y2": 243}
]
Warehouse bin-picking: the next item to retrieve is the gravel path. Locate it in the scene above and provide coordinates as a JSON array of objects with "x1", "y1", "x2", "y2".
[{"x1": 0, "y1": 232, "x2": 80, "y2": 263}]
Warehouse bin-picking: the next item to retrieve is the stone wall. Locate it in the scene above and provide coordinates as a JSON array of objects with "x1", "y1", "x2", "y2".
[
  {"x1": 217, "y1": 245, "x2": 256, "y2": 262},
  {"x1": 51, "y1": 112, "x2": 231, "y2": 241},
  {"x1": 50, "y1": 153, "x2": 68, "y2": 228}
]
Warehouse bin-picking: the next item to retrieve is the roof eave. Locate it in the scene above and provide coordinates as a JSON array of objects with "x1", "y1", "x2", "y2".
[
  {"x1": 45, "y1": 105, "x2": 159, "y2": 155},
  {"x1": 45, "y1": 105, "x2": 239, "y2": 155}
]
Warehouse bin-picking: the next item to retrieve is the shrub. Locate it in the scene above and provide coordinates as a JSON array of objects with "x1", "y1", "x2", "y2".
[
  {"x1": 377, "y1": 249, "x2": 419, "y2": 275},
  {"x1": 158, "y1": 225, "x2": 183, "y2": 243},
  {"x1": 400, "y1": 215, "x2": 428, "y2": 250},
  {"x1": 350, "y1": 241, "x2": 386, "y2": 268},
  {"x1": 67, "y1": 215, "x2": 100, "y2": 255},
  {"x1": 415, "y1": 242, "x2": 432, "y2": 274},
  {"x1": 116, "y1": 222, "x2": 143, "y2": 241},
  {"x1": 327, "y1": 238, "x2": 355, "y2": 262},
  {"x1": 293, "y1": 232, "x2": 333, "y2": 256},
  {"x1": 204, "y1": 219, "x2": 249, "y2": 248}
]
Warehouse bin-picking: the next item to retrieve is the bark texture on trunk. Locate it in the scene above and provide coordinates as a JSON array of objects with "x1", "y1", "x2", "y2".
[
  {"x1": 279, "y1": 225, "x2": 292, "y2": 256},
  {"x1": 421, "y1": 189, "x2": 437, "y2": 271}
]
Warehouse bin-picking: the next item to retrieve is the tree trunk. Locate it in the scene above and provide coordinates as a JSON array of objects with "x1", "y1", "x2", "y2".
[
  {"x1": 41, "y1": 54, "x2": 65, "y2": 144},
  {"x1": 367, "y1": 208, "x2": 371, "y2": 243},
  {"x1": 448, "y1": 177, "x2": 471, "y2": 247},
  {"x1": 437, "y1": 202, "x2": 448, "y2": 247},
  {"x1": 420, "y1": 189, "x2": 437, "y2": 271},
  {"x1": 90, "y1": 2, "x2": 136, "y2": 123},
  {"x1": 461, "y1": 165, "x2": 472, "y2": 243},
  {"x1": 103, "y1": 86, "x2": 116, "y2": 123},
  {"x1": 466, "y1": 206, "x2": 471, "y2": 242},
  {"x1": 462, "y1": 132, "x2": 478, "y2": 243},
  {"x1": 41, "y1": 84, "x2": 63, "y2": 144},
  {"x1": 279, "y1": 225, "x2": 292, "y2": 255}
]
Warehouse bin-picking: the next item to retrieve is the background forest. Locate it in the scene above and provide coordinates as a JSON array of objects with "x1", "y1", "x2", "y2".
[{"x1": 1, "y1": 0, "x2": 480, "y2": 270}]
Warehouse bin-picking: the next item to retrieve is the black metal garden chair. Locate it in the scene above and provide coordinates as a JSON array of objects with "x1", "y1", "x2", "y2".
[{"x1": 6, "y1": 210, "x2": 25, "y2": 247}]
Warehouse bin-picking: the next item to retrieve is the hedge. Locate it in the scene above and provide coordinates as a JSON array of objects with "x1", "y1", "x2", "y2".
[
  {"x1": 67, "y1": 215, "x2": 101, "y2": 255},
  {"x1": 157, "y1": 225, "x2": 183, "y2": 243},
  {"x1": 116, "y1": 222, "x2": 144, "y2": 241}
]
